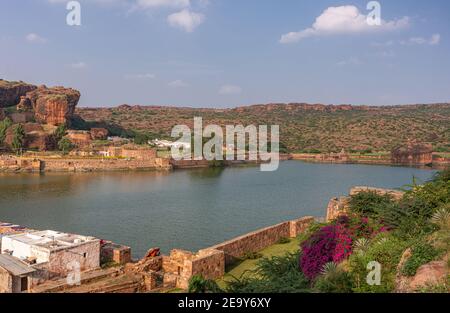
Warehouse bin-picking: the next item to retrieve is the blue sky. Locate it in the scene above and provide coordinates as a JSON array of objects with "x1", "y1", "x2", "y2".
[{"x1": 1, "y1": 0, "x2": 449, "y2": 107}]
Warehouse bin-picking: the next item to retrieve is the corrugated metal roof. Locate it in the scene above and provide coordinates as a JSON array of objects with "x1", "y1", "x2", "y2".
[{"x1": 0, "y1": 254, "x2": 36, "y2": 276}]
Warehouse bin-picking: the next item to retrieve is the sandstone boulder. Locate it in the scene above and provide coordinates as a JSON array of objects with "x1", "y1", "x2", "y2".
[
  {"x1": 26, "y1": 86, "x2": 81, "y2": 125},
  {"x1": 66, "y1": 130, "x2": 92, "y2": 147},
  {"x1": 391, "y1": 143, "x2": 433, "y2": 165},
  {"x1": 0, "y1": 80, "x2": 37, "y2": 108},
  {"x1": 16, "y1": 96, "x2": 33, "y2": 112},
  {"x1": 409, "y1": 260, "x2": 448, "y2": 290},
  {"x1": 90, "y1": 127, "x2": 108, "y2": 140},
  {"x1": 396, "y1": 251, "x2": 449, "y2": 292}
]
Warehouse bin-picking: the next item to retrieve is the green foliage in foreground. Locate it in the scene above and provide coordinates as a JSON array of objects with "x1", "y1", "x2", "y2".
[
  {"x1": 401, "y1": 242, "x2": 441, "y2": 277},
  {"x1": 0, "y1": 117, "x2": 12, "y2": 146},
  {"x1": 188, "y1": 275, "x2": 223, "y2": 293},
  {"x1": 223, "y1": 168, "x2": 450, "y2": 293},
  {"x1": 225, "y1": 252, "x2": 310, "y2": 293}
]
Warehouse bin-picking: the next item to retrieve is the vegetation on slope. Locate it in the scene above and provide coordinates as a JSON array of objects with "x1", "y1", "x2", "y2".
[{"x1": 77, "y1": 103, "x2": 450, "y2": 153}]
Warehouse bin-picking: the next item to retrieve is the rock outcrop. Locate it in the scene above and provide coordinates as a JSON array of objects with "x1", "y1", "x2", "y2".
[
  {"x1": 396, "y1": 250, "x2": 449, "y2": 292},
  {"x1": 26, "y1": 86, "x2": 81, "y2": 126},
  {"x1": 391, "y1": 143, "x2": 433, "y2": 165},
  {"x1": 0, "y1": 80, "x2": 37, "y2": 108},
  {"x1": 66, "y1": 130, "x2": 92, "y2": 147},
  {"x1": 16, "y1": 96, "x2": 33, "y2": 112},
  {"x1": 4, "y1": 123, "x2": 56, "y2": 151},
  {"x1": 90, "y1": 128, "x2": 108, "y2": 140}
]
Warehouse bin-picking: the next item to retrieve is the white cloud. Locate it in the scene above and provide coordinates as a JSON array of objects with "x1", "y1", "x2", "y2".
[
  {"x1": 336, "y1": 57, "x2": 362, "y2": 67},
  {"x1": 167, "y1": 9, "x2": 204, "y2": 32},
  {"x1": 25, "y1": 33, "x2": 47, "y2": 44},
  {"x1": 168, "y1": 79, "x2": 189, "y2": 87},
  {"x1": 280, "y1": 5, "x2": 410, "y2": 44},
  {"x1": 124, "y1": 73, "x2": 156, "y2": 79},
  {"x1": 136, "y1": 0, "x2": 190, "y2": 9},
  {"x1": 69, "y1": 62, "x2": 87, "y2": 69},
  {"x1": 219, "y1": 85, "x2": 242, "y2": 95},
  {"x1": 430, "y1": 34, "x2": 441, "y2": 45},
  {"x1": 400, "y1": 33, "x2": 441, "y2": 46}
]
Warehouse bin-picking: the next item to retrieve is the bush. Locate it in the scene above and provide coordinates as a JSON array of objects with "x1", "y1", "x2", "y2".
[
  {"x1": 188, "y1": 275, "x2": 222, "y2": 293},
  {"x1": 277, "y1": 237, "x2": 291, "y2": 244},
  {"x1": 226, "y1": 252, "x2": 310, "y2": 293},
  {"x1": 401, "y1": 242, "x2": 440, "y2": 277},
  {"x1": 348, "y1": 191, "x2": 394, "y2": 216},
  {"x1": 314, "y1": 263, "x2": 354, "y2": 293},
  {"x1": 348, "y1": 234, "x2": 408, "y2": 293},
  {"x1": 300, "y1": 222, "x2": 353, "y2": 280},
  {"x1": 243, "y1": 251, "x2": 262, "y2": 260}
]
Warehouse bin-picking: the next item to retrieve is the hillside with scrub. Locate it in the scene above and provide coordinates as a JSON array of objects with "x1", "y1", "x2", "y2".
[
  {"x1": 77, "y1": 103, "x2": 450, "y2": 153},
  {"x1": 187, "y1": 169, "x2": 450, "y2": 293}
]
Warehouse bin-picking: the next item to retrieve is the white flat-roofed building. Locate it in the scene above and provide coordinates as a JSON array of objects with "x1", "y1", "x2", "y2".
[{"x1": 1, "y1": 230, "x2": 100, "y2": 288}]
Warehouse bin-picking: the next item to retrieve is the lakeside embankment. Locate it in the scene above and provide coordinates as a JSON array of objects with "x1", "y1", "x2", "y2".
[{"x1": 0, "y1": 153, "x2": 292, "y2": 173}]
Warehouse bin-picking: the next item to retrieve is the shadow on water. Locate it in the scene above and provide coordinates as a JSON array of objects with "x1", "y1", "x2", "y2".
[{"x1": 188, "y1": 167, "x2": 225, "y2": 179}]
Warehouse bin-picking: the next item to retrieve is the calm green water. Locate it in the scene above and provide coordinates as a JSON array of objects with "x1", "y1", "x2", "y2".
[{"x1": 0, "y1": 161, "x2": 437, "y2": 257}]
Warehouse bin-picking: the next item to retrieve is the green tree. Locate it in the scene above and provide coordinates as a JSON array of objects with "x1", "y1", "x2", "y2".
[
  {"x1": 11, "y1": 124, "x2": 25, "y2": 155},
  {"x1": 54, "y1": 124, "x2": 67, "y2": 142},
  {"x1": 0, "y1": 117, "x2": 13, "y2": 146},
  {"x1": 58, "y1": 137, "x2": 74, "y2": 154}
]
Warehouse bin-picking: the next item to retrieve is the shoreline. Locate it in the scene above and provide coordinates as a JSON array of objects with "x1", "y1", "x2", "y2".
[{"x1": 0, "y1": 155, "x2": 446, "y2": 174}]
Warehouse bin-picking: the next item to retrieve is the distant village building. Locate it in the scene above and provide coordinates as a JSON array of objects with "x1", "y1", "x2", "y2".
[
  {"x1": 150, "y1": 139, "x2": 191, "y2": 150},
  {"x1": 391, "y1": 143, "x2": 433, "y2": 165},
  {"x1": 106, "y1": 145, "x2": 157, "y2": 160}
]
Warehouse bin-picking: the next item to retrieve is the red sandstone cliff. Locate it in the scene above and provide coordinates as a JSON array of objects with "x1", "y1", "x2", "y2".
[
  {"x1": 26, "y1": 86, "x2": 80, "y2": 125},
  {"x1": 0, "y1": 80, "x2": 37, "y2": 108}
]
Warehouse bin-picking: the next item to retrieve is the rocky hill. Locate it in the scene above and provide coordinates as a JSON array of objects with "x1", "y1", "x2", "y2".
[
  {"x1": 77, "y1": 103, "x2": 450, "y2": 153},
  {"x1": 0, "y1": 79, "x2": 80, "y2": 126},
  {"x1": 0, "y1": 79, "x2": 82, "y2": 151}
]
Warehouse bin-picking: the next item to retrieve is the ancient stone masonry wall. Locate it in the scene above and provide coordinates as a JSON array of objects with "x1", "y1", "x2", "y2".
[
  {"x1": 0, "y1": 267, "x2": 13, "y2": 293},
  {"x1": 209, "y1": 216, "x2": 314, "y2": 265},
  {"x1": 326, "y1": 186, "x2": 405, "y2": 221},
  {"x1": 41, "y1": 157, "x2": 170, "y2": 172},
  {"x1": 0, "y1": 156, "x2": 171, "y2": 172}
]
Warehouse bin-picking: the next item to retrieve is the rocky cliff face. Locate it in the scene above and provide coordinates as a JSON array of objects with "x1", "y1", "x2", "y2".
[
  {"x1": 26, "y1": 86, "x2": 81, "y2": 126},
  {"x1": 0, "y1": 80, "x2": 37, "y2": 108}
]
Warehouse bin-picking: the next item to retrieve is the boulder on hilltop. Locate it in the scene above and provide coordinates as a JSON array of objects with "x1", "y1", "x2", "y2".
[
  {"x1": 26, "y1": 86, "x2": 80, "y2": 126},
  {"x1": 0, "y1": 80, "x2": 37, "y2": 108}
]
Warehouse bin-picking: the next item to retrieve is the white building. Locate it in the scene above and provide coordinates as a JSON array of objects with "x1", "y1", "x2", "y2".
[
  {"x1": 0, "y1": 230, "x2": 101, "y2": 292},
  {"x1": 150, "y1": 139, "x2": 191, "y2": 150}
]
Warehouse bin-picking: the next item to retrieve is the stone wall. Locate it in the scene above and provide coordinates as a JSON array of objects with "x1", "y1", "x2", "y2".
[
  {"x1": 209, "y1": 216, "x2": 314, "y2": 265},
  {"x1": 41, "y1": 157, "x2": 170, "y2": 172},
  {"x1": 326, "y1": 186, "x2": 405, "y2": 221},
  {"x1": 0, "y1": 156, "x2": 171, "y2": 172},
  {"x1": 37, "y1": 240, "x2": 101, "y2": 280},
  {"x1": 0, "y1": 267, "x2": 12, "y2": 293}
]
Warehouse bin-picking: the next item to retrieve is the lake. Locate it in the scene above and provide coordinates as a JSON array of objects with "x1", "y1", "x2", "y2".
[{"x1": 0, "y1": 161, "x2": 437, "y2": 257}]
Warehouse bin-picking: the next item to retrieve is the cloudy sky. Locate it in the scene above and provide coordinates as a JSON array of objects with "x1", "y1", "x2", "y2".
[{"x1": 1, "y1": 0, "x2": 449, "y2": 107}]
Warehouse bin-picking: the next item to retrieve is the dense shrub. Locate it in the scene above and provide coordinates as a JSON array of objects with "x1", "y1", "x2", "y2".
[
  {"x1": 348, "y1": 234, "x2": 408, "y2": 293},
  {"x1": 401, "y1": 242, "x2": 440, "y2": 277},
  {"x1": 226, "y1": 252, "x2": 310, "y2": 293},
  {"x1": 188, "y1": 275, "x2": 222, "y2": 293},
  {"x1": 300, "y1": 222, "x2": 353, "y2": 280},
  {"x1": 348, "y1": 191, "x2": 394, "y2": 216},
  {"x1": 314, "y1": 263, "x2": 353, "y2": 293}
]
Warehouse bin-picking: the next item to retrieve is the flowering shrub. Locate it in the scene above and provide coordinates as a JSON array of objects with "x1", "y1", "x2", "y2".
[{"x1": 300, "y1": 222, "x2": 353, "y2": 280}]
